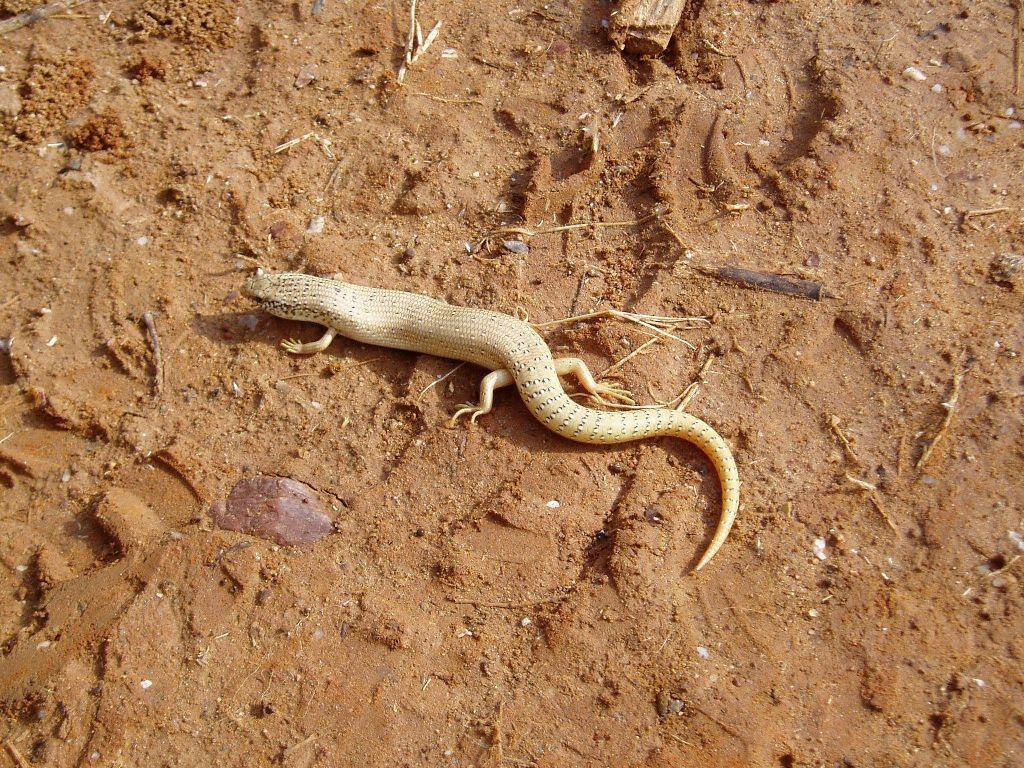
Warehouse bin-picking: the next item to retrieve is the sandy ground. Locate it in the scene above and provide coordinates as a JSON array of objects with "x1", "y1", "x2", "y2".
[{"x1": 1, "y1": 1, "x2": 1023, "y2": 766}]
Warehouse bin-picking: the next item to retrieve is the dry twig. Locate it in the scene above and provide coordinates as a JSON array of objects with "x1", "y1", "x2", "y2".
[
  {"x1": 917, "y1": 369, "x2": 967, "y2": 469},
  {"x1": 142, "y1": 311, "x2": 163, "y2": 393},
  {"x1": 697, "y1": 264, "x2": 832, "y2": 300},
  {"x1": 829, "y1": 415, "x2": 861, "y2": 464},
  {"x1": 1015, "y1": 0, "x2": 1023, "y2": 95},
  {"x1": 0, "y1": 0, "x2": 83, "y2": 35},
  {"x1": 3, "y1": 740, "x2": 31, "y2": 768}
]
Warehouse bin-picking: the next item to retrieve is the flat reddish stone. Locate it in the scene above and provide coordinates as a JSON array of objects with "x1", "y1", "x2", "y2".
[{"x1": 211, "y1": 476, "x2": 332, "y2": 546}]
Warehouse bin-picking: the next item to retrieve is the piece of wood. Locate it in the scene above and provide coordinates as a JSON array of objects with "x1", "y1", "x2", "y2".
[
  {"x1": 610, "y1": 0, "x2": 688, "y2": 56},
  {"x1": 698, "y1": 264, "x2": 832, "y2": 300}
]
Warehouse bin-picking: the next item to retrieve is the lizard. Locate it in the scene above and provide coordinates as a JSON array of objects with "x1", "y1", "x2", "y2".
[{"x1": 241, "y1": 269, "x2": 740, "y2": 571}]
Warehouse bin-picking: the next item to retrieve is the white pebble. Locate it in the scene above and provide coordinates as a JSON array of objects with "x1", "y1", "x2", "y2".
[
  {"x1": 15, "y1": 564, "x2": 27, "y2": 572},
  {"x1": 441, "y1": 48, "x2": 458, "y2": 59},
  {"x1": 902, "y1": 66, "x2": 927, "y2": 82},
  {"x1": 1009, "y1": 531, "x2": 1024, "y2": 550},
  {"x1": 937, "y1": 144, "x2": 952, "y2": 157},
  {"x1": 139, "y1": 679, "x2": 153, "y2": 689},
  {"x1": 136, "y1": 236, "x2": 149, "y2": 246},
  {"x1": 520, "y1": 617, "x2": 532, "y2": 627},
  {"x1": 503, "y1": 240, "x2": 530, "y2": 254},
  {"x1": 812, "y1": 537, "x2": 827, "y2": 561},
  {"x1": 931, "y1": 83, "x2": 943, "y2": 93},
  {"x1": 546, "y1": 499, "x2": 561, "y2": 509},
  {"x1": 696, "y1": 646, "x2": 711, "y2": 659},
  {"x1": 46, "y1": 335, "x2": 58, "y2": 347},
  {"x1": 973, "y1": 678, "x2": 986, "y2": 688},
  {"x1": 306, "y1": 215, "x2": 325, "y2": 234},
  {"x1": 808, "y1": 608, "x2": 819, "y2": 618}
]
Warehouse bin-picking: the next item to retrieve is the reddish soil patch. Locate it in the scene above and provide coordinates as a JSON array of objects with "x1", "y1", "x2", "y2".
[{"x1": 1, "y1": 1, "x2": 1022, "y2": 766}]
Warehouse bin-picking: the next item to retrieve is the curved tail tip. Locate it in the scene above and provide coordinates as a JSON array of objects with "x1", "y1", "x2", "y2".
[{"x1": 690, "y1": 504, "x2": 738, "y2": 574}]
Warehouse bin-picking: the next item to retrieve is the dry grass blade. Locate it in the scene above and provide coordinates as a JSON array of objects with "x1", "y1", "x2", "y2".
[
  {"x1": 397, "y1": 0, "x2": 442, "y2": 83},
  {"x1": 473, "y1": 207, "x2": 668, "y2": 252}
]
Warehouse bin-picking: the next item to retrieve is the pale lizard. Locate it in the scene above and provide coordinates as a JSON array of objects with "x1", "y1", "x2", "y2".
[{"x1": 242, "y1": 270, "x2": 739, "y2": 571}]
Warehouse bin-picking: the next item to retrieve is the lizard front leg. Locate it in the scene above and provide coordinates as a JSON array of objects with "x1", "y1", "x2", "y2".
[{"x1": 281, "y1": 327, "x2": 336, "y2": 355}]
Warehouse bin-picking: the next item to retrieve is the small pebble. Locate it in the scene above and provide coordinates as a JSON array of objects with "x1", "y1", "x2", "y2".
[
  {"x1": 46, "y1": 336, "x2": 58, "y2": 347},
  {"x1": 902, "y1": 66, "x2": 927, "y2": 82},
  {"x1": 441, "y1": 48, "x2": 458, "y2": 59},
  {"x1": 503, "y1": 240, "x2": 530, "y2": 254},
  {"x1": 990, "y1": 253, "x2": 1022, "y2": 283},
  {"x1": 306, "y1": 215, "x2": 325, "y2": 234},
  {"x1": 812, "y1": 537, "x2": 827, "y2": 561},
  {"x1": 1009, "y1": 531, "x2": 1024, "y2": 550},
  {"x1": 931, "y1": 83, "x2": 944, "y2": 93},
  {"x1": 0, "y1": 84, "x2": 21, "y2": 118},
  {"x1": 520, "y1": 617, "x2": 532, "y2": 627},
  {"x1": 0, "y1": 337, "x2": 11, "y2": 354},
  {"x1": 545, "y1": 499, "x2": 561, "y2": 509},
  {"x1": 136, "y1": 236, "x2": 149, "y2": 246},
  {"x1": 139, "y1": 679, "x2": 153, "y2": 689},
  {"x1": 696, "y1": 646, "x2": 711, "y2": 659},
  {"x1": 294, "y1": 64, "x2": 318, "y2": 89}
]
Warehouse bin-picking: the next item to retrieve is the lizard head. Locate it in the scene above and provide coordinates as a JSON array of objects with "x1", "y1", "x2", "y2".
[
  {"x1": 241, "y1": 269, "x2": 338, "y2": 326},
  {"x1": 241, "y1": 268, "x2": 275, "y2": 302}
]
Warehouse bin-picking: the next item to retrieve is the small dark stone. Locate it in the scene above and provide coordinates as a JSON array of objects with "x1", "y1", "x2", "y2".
[
  {"x1": 656, "y1": 690, "x2": 685, "y2": 717},
  {"x1": 211, "y1": 476, "x2": 333, "y2": 546}
]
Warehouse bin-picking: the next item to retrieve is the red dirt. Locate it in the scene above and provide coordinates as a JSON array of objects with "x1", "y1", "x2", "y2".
[{"x1": 1, "y1": 1, "x2": 1022, "y2": 766}]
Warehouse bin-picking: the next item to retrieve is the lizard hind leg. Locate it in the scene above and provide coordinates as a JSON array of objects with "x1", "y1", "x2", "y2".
[
  {"x1": 448, "y1": 369, "x2": 514, "y2": 427},
  {"x1": 553, "y1": 357, "x2": 635, "y2": 406}
]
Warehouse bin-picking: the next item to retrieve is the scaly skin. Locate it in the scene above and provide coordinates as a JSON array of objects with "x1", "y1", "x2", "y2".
[{"x1": 242, "y1": 270, "x2": 740, "y2": 571}]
